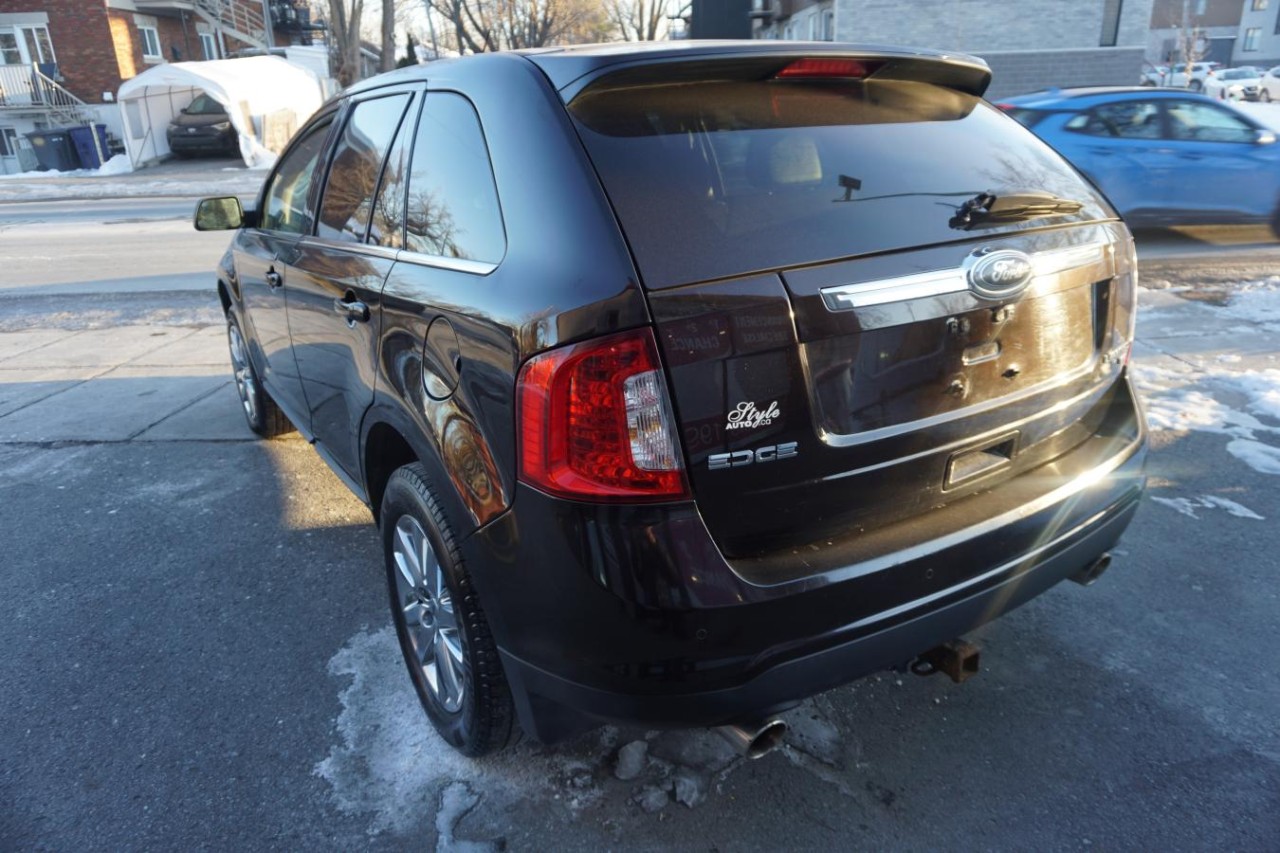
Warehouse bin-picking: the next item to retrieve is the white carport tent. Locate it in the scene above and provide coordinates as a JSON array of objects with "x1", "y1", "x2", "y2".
[{"x1": 116, "y1": 56, "x2": 326, "y2": 169}]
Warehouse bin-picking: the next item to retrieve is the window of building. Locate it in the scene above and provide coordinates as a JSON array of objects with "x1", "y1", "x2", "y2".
[
  {"x1": 1275, "y1": 8, "x2": 1280, "y2": 33},
  {"x1": 404, "y1": 93, "x2": 506, "y2": 263},
  {"x1": 1243, "y1": 27, "x2": 1262, "y2": 50},
  {"x1": 1194, "y1": 0, "x2": 1206, "y2": 14},
  {"x1": 0, "y1": 127, "x2": 17, "y2": 157},
  {"x1": 139, "y1": 26, "x2": 161, "y2": 59},
  {"x1": 822, "y1": 10, "x2": 834, "y2": 40},
  {"x1": 318, "y1": 95, "x2": 411, "y2": 243},
  {"x1": 1252, "y1": 0, "x2": 1268, "y2": 11},
  {"x1": 1100, "y1": 0, "x2": 1124, "y2": 47},
  {"x1": 0, "y1": 32, "x2": 20, "y2": 65},
  {"x1": 200, "y1": 32, "x2": 218, "y2": 60},
  {"x1": 20, "y1": 26, "x2": 55, "y2": 64}
]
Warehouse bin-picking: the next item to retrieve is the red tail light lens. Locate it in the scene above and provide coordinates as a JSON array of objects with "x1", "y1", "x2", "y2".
[
  {"x1": 775, "y1": 58, "x2": 874, "y2": 80},
  {"x1": 517, "y1": 328, "x2": 689, "y2": 503}
]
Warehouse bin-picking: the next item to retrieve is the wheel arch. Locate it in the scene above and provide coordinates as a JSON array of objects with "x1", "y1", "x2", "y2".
[{"x1": 361, "y1": 398, "x2": 477, "y2": 538}]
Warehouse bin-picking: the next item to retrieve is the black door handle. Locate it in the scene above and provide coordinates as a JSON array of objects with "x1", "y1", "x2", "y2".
[
  {"x1": 266, "y1": 269, "x2": 283, "y2": 289},
  {"x1": 333, "y1": 297, "x2": 370, "y2": 323}
]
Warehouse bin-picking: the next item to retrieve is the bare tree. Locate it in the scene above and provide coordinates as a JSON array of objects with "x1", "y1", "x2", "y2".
[
  {"x1": 607, "y1": 0, "x2": 666, "y2": 42},
  {"x1": 423, "y1": 0, "x2": 609, "y2": 53},
  {"x1": 381, "y1": 0, "x2": 397, "y2": 71},
  {"x1": 328, "y1": 0, "x2": 366, "y2": 86}
]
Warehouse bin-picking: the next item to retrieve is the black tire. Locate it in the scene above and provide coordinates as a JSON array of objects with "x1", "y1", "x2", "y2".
[
  {"x1": 381, "y1": 464, "x2": 515, "y2": 757},
  {"x1": 1189, "y1": 78, "x2": 1203, "y2": 92},
  {"x1": 226, "y1": 311, "x2": 293, "y2": 438},
  {"x1": 1263, "y1": 90, "x2": 1272, "y2": 103}
]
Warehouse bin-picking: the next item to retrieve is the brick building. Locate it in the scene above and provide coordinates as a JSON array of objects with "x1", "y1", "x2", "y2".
[
  {"x1": 0, "y1": 0, "x2": 319, "y2": 172},
  {"x1": 749, "y1": 0, "x2": 1156, "y2": 98}
]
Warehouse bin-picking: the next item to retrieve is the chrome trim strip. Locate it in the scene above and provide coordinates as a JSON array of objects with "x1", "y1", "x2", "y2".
[
  {"x1": 748, "y1": 433, "x2": 1145, "y2": 591},
  {"x1": 819, "y1": 241, "x2": 1110, "y2": 311},
  {"x1": 820, "y1": 270, "x2": 965, "y2": 310},
  {"x1": 300, "y1": 237, "x2": 402, "y2": 262},
  {"x1": 818, "y1": 356, "x2": 1108, "y2": 448},
  {"x1": 396, "y1": 251, "x2": 497, "y2": 276}
]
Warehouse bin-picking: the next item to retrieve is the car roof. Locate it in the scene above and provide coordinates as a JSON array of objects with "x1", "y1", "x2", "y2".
[
  {"x1": 999, "y1": 86, "x2": 1216, "y2": 109},
  {"x1": 343, "y1": 40, "x2": 992, "y2": 98}
]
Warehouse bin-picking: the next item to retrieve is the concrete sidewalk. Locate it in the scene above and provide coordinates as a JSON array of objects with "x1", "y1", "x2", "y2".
[
  {"x1": 0, "y1": 323, "x2": 251, "y2": 443},
  {"x1": 0, "y1": 157, "x2": 267, "y2": 203}
]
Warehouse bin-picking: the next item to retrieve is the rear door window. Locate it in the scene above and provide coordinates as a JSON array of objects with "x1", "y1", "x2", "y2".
[
  {"x1": 403, "y1": 92, "x2": 505, "y2": 264},
  {"x1": 317, "y1": 94, "x2": 412, "y2": 243},
  {"x1": 570, "y1": 77, "x2": 1107, "y2": 290}
]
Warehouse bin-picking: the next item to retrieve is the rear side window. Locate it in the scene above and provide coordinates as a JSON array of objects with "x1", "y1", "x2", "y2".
[
  {"x1": 368, "y1": 100, "x2": 417, "y2": 249},
  {"x1": 318, "y1": 94, "x2": 411, "y2": 243},
  {"x1": 1165, "y1": 101, "x2": 1257, "y2": 143},
  {"x1": 404, "y1": 92, "x2": 505, "y2": 263},
  {"x1": 570, "y1": 78, "x2": 1106, "y2": 289}
]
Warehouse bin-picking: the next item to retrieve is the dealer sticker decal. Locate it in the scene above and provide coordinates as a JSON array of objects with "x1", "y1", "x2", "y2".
[{"x1": 726, "y1": 400, "x2": 779, "y2": 431}]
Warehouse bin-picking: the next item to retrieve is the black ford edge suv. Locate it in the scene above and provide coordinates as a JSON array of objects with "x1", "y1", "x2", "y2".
[{"x1": 195, "y1": 42, "x2": 1147, "y2": 757}]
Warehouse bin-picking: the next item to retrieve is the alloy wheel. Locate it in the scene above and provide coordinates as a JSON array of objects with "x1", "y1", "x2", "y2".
[
  {"x1": 227, "y1": 320, "x2": 257, "y2": 424},
  {"x1": 392, "y1": 514, "x2": 466, "y2": 712}
]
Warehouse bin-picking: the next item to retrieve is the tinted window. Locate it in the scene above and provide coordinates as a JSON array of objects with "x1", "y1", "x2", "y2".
[
  {"x1": 318, "y1": 94, "x2": 411, "y2": 243},
  {"x1": 404, "y1": 93, "x2": 505, "y2": 263},
  {"x1": 571, "y1": 79, "x2": 1106, "y2": 289},
  {"x1": 1066, "y1": 100, "x2": 1162, "y2": 139},
  {"x1": 262, "y1": 119, "x2": 332, "y2": 235},
  {"x1": 368, "y1": 100, "x2": 417, "y2": 249},
  {"x1": 1166, "y1": 101, "x2": 1256, "y2": 143}
]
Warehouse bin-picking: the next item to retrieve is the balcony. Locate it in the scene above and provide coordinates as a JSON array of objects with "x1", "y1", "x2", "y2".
[{"x1": 0, "y1": 64, "x2": 81, "y2": 112}]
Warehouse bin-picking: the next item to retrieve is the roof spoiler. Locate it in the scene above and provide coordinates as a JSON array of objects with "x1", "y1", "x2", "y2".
[{"x1": 551, "y1": 47, "x2": 992, "y2": 102}]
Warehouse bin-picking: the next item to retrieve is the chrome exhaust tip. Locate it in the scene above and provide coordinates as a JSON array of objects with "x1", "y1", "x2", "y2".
[
  {"x1": 1070, "y1": 553, "x2": 1112, "y2": 587},
  {"x1": 714, "y1": 718, "x2": 788, "y2": 760}
]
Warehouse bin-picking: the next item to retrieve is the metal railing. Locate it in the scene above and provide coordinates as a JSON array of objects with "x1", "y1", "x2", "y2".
[
  {"x1": 0, "y1": 64, "x2": 90, "y2": 124},
  {"x1": 193, "y1": 0, "x2": 268, "y2": 46}
]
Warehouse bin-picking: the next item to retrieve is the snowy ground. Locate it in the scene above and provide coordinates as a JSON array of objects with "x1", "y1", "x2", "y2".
[
  {"x1": 0, "y1": 156, "x2": 266, "y2": 202},
  {"x1": 1229, "y1": 100, "x2": 1280, "y2": 131}
]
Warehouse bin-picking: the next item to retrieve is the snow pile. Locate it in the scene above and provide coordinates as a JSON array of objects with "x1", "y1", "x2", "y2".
[
  {"x1": 0, "y1": 153, "x2": 133, "y2": 181},
  {"x1": 315, "y1": 626, "x2": 847, "y2": 840}
]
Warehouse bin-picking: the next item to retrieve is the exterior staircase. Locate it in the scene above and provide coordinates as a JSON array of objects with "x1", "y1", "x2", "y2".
[
  {"x1": 190, "y1": 0, "x2": 271, "y2": 52},
  {"x1": 0, "y1": 64, "x2": 93, "y2": 126}
]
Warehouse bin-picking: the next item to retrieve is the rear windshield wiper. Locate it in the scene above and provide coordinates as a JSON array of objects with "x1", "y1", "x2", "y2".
[{"x1": 949, "y1": 191, "x2": 1084, "y2": 230}]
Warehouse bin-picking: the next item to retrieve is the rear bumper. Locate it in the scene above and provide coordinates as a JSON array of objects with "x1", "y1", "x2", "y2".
[{"x1": 464, "y1": 377, "x2": 1147, "y2": 742}]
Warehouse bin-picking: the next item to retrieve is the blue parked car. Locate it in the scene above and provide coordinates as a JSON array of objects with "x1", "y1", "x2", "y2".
[{"x1": 997, "y1": 87, "x2": 1280, "y2": 235}]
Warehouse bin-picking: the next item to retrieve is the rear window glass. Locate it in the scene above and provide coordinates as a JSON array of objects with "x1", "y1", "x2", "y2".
[{"x1": 570, "y1": 79, "x2": 1105, "y2": 289}]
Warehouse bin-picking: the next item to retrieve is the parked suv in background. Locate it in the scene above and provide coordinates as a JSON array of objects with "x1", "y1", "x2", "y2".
[
  {"x1": 167, "y1": 93, "x2": 238, "y2": 157},
  {"x1": 196, "y1": 43, "x2": 1147, "y2": 757},
  {"x1": 1168, "y1": 61, "x2": 1221, "y2": 91}
]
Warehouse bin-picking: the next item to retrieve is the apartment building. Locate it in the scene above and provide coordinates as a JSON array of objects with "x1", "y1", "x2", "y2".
[
  {"x1": 0, "y1": 0, "x2": 318, "y2": 172},
  {"x1": 750, "y1": 0, "x2": 1155, "y2": 97}
]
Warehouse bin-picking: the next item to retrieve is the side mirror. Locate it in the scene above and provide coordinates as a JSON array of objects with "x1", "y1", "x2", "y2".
[
  {"x1": 194, "y1": 196, "x2": 248, "y2": 230},
  {"x1": 1257, "y1": 129, "x2": 1277, "y2": 146}
]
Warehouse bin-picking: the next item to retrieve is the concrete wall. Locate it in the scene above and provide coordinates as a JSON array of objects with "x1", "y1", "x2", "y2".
[
  {"x1": 831, "y1": 0, "x2": 1152, "y2": 53},
  {"x1": 1234, "y1": 2, "x2": 1280, "y2": 68},
  {"x1": 980, "y1": 46, "x2": 1147, "y2": 98}
]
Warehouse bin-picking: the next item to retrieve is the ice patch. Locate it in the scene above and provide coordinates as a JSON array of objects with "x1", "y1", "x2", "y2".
[
  {"x1": 1227, "y1": 439, "x2": 1280, "y2": 475},
  {"x1": 315, "y1": 626, "x2": 851, "y2": 838},
  {"x1": 1131, "y1": 356, "x2": 1280, "y2": 475},
  {"x1": 1149, "y1": 494, "x2": 1265, "y2": 520}
]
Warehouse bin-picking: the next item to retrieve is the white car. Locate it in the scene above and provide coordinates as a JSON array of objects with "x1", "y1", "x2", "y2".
[
  {"x1": 1260, "y1": 66, "x2": 1280, "y2": 102},
  {"x1": 1167, "y1": 61, "x2": 1222, "y2": 91},
  {"x1": 1203, "y1": 67, "x2": 1265, "y2": 101}
]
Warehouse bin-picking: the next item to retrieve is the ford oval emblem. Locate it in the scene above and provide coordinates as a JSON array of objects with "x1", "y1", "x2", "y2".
[{"x1": 967, "y1": 249, "x2": 1034, "y2": 300}]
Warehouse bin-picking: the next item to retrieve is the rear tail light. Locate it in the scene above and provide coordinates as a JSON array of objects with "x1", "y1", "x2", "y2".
[{"x1": 517, "y1": 328, "x2": 689, "y2": 503}]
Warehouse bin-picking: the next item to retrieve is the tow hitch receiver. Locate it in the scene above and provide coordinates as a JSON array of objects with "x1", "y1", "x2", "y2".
[{"x1": 911, "y1": 639, "x2": 981, "y2": 684}]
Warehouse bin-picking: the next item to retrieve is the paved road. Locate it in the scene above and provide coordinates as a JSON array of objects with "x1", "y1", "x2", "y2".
[{"x1": 1, "y1": 198, "x2": 1279, "y2": 849}]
